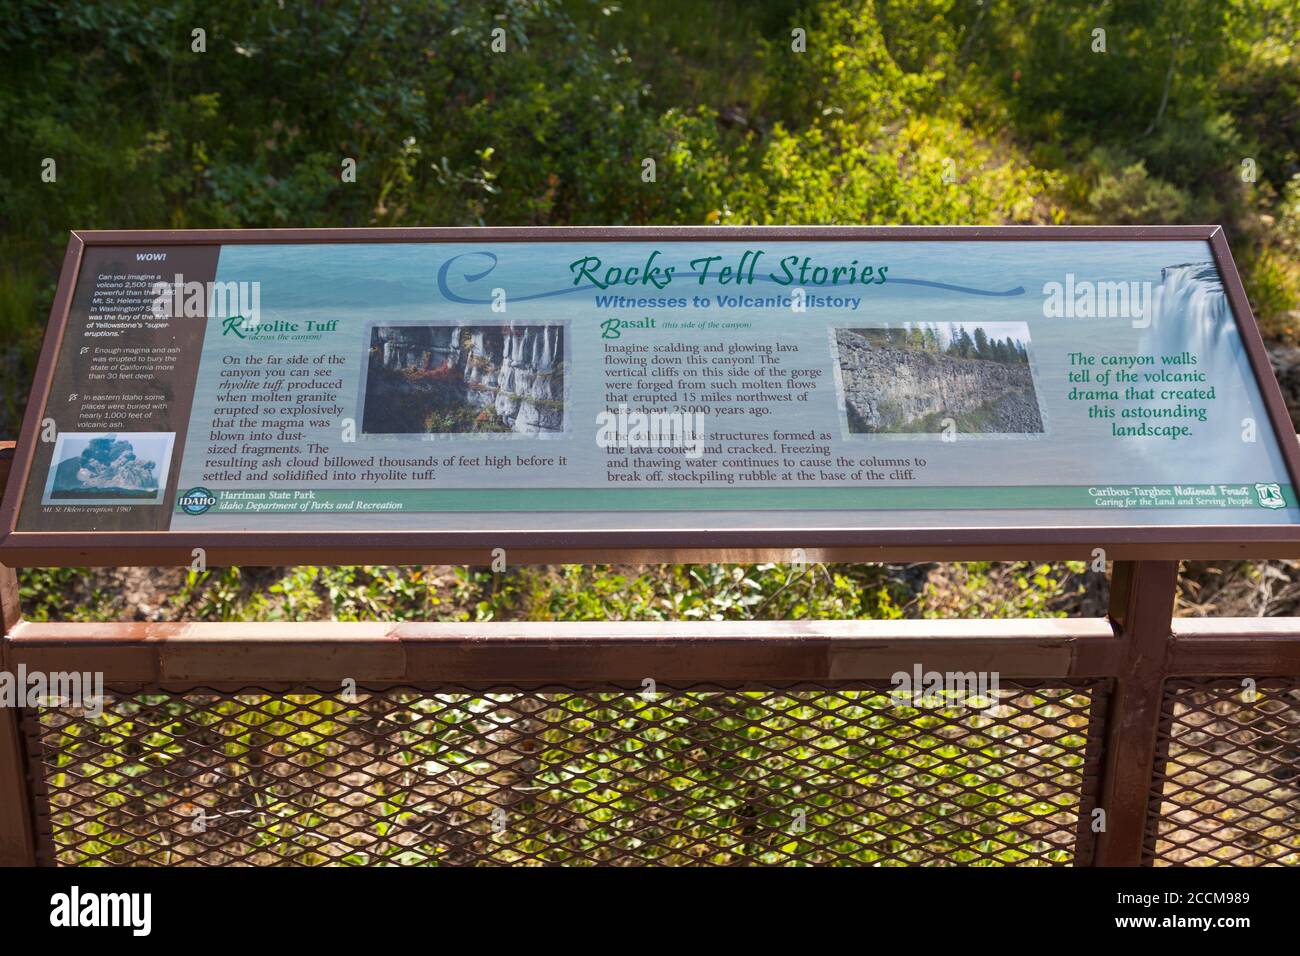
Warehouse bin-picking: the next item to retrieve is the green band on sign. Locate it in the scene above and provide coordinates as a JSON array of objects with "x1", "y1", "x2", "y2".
[{"x1": 177, "y1": 484, "x2": 1297, "y2": 514}]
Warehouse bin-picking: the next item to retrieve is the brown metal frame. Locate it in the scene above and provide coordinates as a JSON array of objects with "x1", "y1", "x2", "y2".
[
  {"x1": 1, "y1": 226, "x2": 1298, "y2": 567},
  {"x1": 2, "y1": 227, "x2": 1299, "y2": 867},
  {"x1": 0, "y1": 444, "x2": 39, "y2": 866},
  {"x1": 3, "y1": 567, "x2": 1299, "y2": 867}
]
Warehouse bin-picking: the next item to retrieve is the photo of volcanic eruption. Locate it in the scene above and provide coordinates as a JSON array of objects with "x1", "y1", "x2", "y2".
[{"x1": 44, "y1": 433, "x2": 172, "y2": 502}]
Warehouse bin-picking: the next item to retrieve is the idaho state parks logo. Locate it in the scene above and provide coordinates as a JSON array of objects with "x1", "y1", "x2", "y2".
[{"x1": 178, "y1": 486, "x2": 217, "y2": 515}]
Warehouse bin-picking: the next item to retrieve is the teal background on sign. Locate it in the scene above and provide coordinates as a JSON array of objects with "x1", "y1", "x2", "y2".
[{"x1": 169, "y1": 239, "x2": 1300, "y2": 531}]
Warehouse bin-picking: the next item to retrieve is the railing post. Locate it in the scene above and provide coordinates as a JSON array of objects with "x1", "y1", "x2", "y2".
[
  {"x1": 0, "y1": 441, "x2": 39, "y2": 866},
  {"x1": 0, "y1": 678, "x2": 38, "y2": 867},
  {"x1": 1092, "y1": 559, "x2": 1178, "y2": 866}
]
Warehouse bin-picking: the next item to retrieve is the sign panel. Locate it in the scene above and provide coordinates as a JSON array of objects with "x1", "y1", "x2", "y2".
[{"x1": 3, "y1": 226, "x2": 1298, "y2": 564}]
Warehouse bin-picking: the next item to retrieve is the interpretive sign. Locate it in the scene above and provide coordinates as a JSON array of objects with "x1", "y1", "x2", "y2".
[{"x1": 2, "y1": 226, "x2": 1299, "y2": 565}]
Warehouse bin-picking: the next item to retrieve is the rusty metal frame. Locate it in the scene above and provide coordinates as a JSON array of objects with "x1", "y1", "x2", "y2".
[
  {"x1": 3, "y1": 565, "x2": 1300, "y2": 865},
  {"x1": 3, "y1": 584, "x2": 1300, "y2": 867},
  {"x1": 2, "y1": 226, "x2": 1299, "y2": 566},
  {"x1": 2, "y1": 226, "x2": 1299, "y2": 867},
  {"x1": 0, "y1": 445, "x2": 39, "y2": 866}
]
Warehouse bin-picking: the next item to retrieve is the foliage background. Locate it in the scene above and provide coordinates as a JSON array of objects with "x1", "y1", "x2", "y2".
[{"x1": 3, "y1": 0, "x2": 1299, "y2": 621}]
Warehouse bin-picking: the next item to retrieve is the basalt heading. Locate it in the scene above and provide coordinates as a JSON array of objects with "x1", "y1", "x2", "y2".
[{"x1": 569, "y1": 249, "x2": 888, "y2": 291}]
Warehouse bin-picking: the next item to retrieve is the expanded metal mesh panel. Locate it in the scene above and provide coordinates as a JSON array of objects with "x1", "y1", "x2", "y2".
[
  {"x1": 1147, "y1": 678, "x2": 1300, "y2": 866},
  {"x1": 27, "y1": 680, "x2": 1107, "y2": 866}
]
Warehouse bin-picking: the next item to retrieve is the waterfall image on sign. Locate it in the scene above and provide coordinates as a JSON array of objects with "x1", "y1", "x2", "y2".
[
  {"x1": 835, "y1": 323, "x2": 1044, "y2": 436},
  {"x1": 1151, "y1": 262, "x2": 1235, "y2": 360},
  {"x1": 362, "y1": 324, "x2": 567, "y2": 435}
]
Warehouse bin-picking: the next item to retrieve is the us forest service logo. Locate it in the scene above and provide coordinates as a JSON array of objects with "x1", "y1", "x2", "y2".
[
  {"x1": 178, "y1": 486, "x2": 217, "y2": 515},
  {"x1": 1255, "y1": 482, "x2": 1286, "y2": 510}
]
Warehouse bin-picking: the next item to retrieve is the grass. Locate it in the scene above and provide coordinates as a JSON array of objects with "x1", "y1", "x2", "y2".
[{"x1": 18, "y1": 560, "x2": 1097, "y2": 624}]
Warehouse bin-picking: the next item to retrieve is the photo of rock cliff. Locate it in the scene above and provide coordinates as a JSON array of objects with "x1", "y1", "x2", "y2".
[
  {"x1": 835, "y1": 323, "x2": 1044, "y2": 435},
  {"x1": 362, "y1": 324, "x2": 566, "y2": 435}
]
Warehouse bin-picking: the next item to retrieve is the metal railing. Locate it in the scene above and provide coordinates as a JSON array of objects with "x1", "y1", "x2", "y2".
[{"x1": 1, "y1": 447, "x2": 1298, "y2": 866}]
